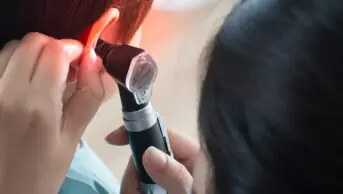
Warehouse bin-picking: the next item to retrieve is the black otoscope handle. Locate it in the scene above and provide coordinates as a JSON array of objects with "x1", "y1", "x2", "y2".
[
  {"x1": 127, "y1": 119, "x2": 170, "y2": 183},
  {"x1": 124, "y1": 105, "x2": 173, "y2": 194}
]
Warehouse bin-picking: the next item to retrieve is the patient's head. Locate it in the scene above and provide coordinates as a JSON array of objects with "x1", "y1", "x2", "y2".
[
  {"x1": 0, "y1": 0, "x2": 153, "y2": 46},
  {"x1": 194, "y1": 0, "x2": 343, "y2": 193}
]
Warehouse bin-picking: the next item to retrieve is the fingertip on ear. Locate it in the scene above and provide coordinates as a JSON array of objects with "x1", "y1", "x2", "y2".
[{"x1": 78, "y1": 48, "x2": 99, "y2": 75}]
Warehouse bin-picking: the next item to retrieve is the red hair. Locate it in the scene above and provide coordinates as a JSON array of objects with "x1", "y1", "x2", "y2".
[
  {"x1": 0, "y1": 0, "x2": 153, "y2": 46},
  {"x1": 114, "y1": 0, "x2": 153, "y2": 43}
]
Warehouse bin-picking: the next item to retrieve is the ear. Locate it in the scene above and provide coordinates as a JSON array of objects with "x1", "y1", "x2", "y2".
[{"x1": 85, "y1": 8, "x2": 120, "y2": 49}]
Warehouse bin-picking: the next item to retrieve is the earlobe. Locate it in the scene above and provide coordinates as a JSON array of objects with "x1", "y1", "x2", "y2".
[{"x1": 84, "y1": 8, "x2": 120, "y2": 50}]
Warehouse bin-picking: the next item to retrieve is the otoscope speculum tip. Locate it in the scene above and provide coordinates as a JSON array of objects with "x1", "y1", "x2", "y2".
[
  {"x1": 126, "y1": 51, "x2": 157, "y2": 104},
  {"x1": 95, "y1": 39, "x2": 158, "y2": 105}
]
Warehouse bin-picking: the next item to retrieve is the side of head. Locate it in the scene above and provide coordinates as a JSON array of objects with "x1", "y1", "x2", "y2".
[
  {"x1": 196, "y1": 0, "x2": 343, "y2": 193},
  {"x1": 0, "y1": 0, "x2": 153, "y2": 47},
  {"x1": 0, "y1": 0, "x2": 153, "y2": 103}
]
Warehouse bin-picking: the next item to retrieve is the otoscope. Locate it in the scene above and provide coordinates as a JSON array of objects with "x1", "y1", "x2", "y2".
[{"x1": 95, "y1": 39, "x2": 173, "y2": 194}]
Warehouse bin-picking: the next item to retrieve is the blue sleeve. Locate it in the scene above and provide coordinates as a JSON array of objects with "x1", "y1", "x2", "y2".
[{"x1": 59, "y1": 140, "x2": 120, "y2": 194}]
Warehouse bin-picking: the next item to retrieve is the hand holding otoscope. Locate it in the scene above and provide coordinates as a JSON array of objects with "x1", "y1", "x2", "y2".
[{"x1": 81, "y1": 8, "x2": 197, "y2": 193}]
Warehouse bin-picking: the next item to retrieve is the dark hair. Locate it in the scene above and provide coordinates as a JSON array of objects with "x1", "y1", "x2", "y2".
[
  {"x1": 199, "y1": 0, "x2": 343, "y2": 193},
  {"x1": 0, "y1": 0, "x2": 152, "y2": 47}
]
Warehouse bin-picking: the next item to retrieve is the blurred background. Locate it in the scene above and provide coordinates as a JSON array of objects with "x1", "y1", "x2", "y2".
[{"x1": 84, "y1": 0, "x2": 234, "y2": 180}]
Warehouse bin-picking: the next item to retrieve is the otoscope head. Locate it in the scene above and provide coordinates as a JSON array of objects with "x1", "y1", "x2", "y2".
[{"x1": 95, "y1": 39, "x2": 158, "y2": 107}]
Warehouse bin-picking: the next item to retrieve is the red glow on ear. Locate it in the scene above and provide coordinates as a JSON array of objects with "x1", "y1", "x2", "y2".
[{"x1": 77, "y1": 8, "x2": 119, "y2": 50}]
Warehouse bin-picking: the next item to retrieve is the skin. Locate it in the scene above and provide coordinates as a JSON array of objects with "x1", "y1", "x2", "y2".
[
  {"x1": 0, "y1": 32, "x2": 105, "y2": 194},
  {"x1": 193, "y1": 149, "x2": 210, "y2": 194},
  {"x1": 106, "y1": 127, "x2": 210, "y2": 194}
]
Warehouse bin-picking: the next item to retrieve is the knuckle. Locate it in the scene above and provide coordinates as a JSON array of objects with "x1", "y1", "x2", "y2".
[
  {"x1": 26, "y1": 95, "x2": 52, "y2": 118},
  {"x1": 175, "y1": 162, "x2": 189, "y2": 182},
  {"x1": 78, "y1": 85, "x2": 104, "y2": 107},
  {"x1": 0, "y1": 94, "x2": 43, "y2": 118},
  {"x1": 0, "y1": 88, "x2": 18, "y2": 108},
  {"x1": 26, "y1": 102, "x2": 52, "y2": 128},
  {"x1": 0, "y1": 98, "x2": 26, "y2": 119},
  {"x1": 44, "y1": 40, "x2": 65, "y2": 55},
  {"x1": 27, "y1": 101, "x2": 44, "y2": 116},
  {"x1": 28, "y1": 106, "x2": 47, "y2": 123},
  {"x1": 0, "y1": 98, "x2": 13, "y2": 113},
  {"x1": 0, "y1": 90, "x2": 53, "y2": 129},
  {"x1": 23, "y1": 32, "x2": 47, "y2": 43},
  {"x1": 2, "y1": 40, "x2": 19, "y2": 50}
]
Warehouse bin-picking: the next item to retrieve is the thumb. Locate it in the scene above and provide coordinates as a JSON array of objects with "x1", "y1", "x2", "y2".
[
  {"x1": 143, "y1": 147, "x2": 193, "y2": 194},
  {"x1": 62, "y1": 49, "x2": 105, "y2": 141}
]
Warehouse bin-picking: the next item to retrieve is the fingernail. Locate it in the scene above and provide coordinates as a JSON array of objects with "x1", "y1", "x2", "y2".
[
  {"x1": 81, "y1": 48, "x2": 99, "y2": 73},
  {"x1": 65, "y1": 43, "x2": 82, "y2": 60},
  {"x1": 145, "y1": 147, "x2": 167, "y2": 171},
  {"x1": 87, "y1": 48, "x2": 97, "y2": 63}
]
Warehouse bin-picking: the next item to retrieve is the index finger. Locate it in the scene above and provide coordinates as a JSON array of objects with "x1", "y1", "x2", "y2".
[{"x1": 31, "y1": 39, "x2": 83, "y2": 95}]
